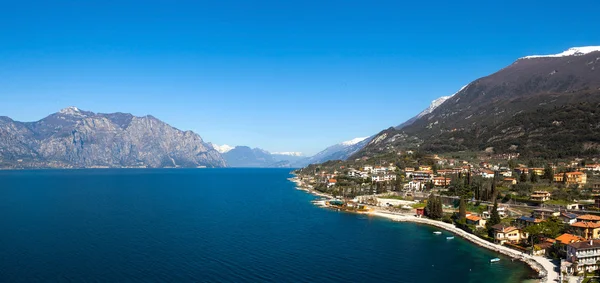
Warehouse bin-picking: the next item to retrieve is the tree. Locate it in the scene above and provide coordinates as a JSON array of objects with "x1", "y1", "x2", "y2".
[
  {"x1": 543, "y1": 164, "x2": 554, "y2": 180},
  {"x1": 530, "y1": 172, "x2": 538, "y2": 183},
  {"x1": 520, "y1": 172, "x2": 528, "y2": 183},
  {"x1": 459, "y1": 197, "x2": 467, "y2": 219},
  {"x1": 489, "y1": 199, "x2": 501, "y2": 227},
  {"x1": 425, "y1": 193, "x2": 443, "y2": 219}
]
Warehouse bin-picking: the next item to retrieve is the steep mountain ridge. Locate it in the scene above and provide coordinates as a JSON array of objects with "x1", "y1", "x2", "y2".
[
  {"x1": 0, "y1": 108, "x2": 226, "y2": 168},
  {"x1": 354, "y1": 46, "x2": 600, "y2": 158}
]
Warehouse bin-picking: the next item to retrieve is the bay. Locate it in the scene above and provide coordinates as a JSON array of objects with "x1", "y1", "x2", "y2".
[{"x1": 0, "y1": 168, "x2": 535, "y2": 282}]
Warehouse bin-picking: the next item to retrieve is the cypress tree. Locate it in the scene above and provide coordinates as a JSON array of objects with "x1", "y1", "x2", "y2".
[
  {"x1": 459, "y1": 197, "x2": 466, "y2": 219},
  {"x1": 489, "y1": 199, "x2": 501, "y2": 227}
]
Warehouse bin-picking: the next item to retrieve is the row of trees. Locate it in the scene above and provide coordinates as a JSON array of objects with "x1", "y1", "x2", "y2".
[{"x1": 425, "y1": 193, "x2": 443, "y2": 219}]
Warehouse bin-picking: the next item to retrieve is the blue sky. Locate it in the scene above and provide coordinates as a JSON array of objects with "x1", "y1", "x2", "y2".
[{"x1": 1, "y1": 0, "x2": 599, "y2": 155}]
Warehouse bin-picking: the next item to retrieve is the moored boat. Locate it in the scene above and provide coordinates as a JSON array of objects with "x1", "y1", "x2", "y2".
[
  {"x1": 446, "y1": 236, "x2": 454, "y2": 240},
  {"x1": 433, "y1": 231, "x2": 442, "y2": 235},
  {"x1": 490, "y1": 258, "x2": 500, "y2": 263}
]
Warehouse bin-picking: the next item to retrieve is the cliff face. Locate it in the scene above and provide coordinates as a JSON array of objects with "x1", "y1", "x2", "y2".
[{"x1": 0, "y1": 107, "x2": 226, "y2": 168}]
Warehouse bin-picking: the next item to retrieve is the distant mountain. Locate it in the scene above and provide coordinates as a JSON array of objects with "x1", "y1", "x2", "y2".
[
  {"x1": 294, "y1": 136, "x2": 373, "y2": 166},
  {"x1": 353, "y1": 46, "x2": 600, "y2": 159},
  {"x1": 211, "y1": 143, "x2": 234, "y2": 153},
  {"x1": 0, "y1": 107, "x2": 226, "y2": 168},
  {"x1": 220, "y1": 146, "x2": 305, "y2": 168}
]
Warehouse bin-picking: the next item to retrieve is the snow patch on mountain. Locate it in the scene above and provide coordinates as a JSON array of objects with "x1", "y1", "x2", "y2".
[
  {"x1": 211, "y1": 144, "x2": 234, "y2": 153},
  {"x1": 521, "y1": 46, "x2": 600, "y2": 59},
  {"x1": 341, "y1": 137, "x2": 368, "y2": 146},
  {"x1": 272, "y1": 152, "x2": 303, "y2": 156},
  {"x1": 58, "y1": 106, "x2": 87, "y2": 117}
]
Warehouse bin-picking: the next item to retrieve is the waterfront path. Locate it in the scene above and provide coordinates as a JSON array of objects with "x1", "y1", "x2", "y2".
[{"x1": 370, "y1": 211, "x2": 559, "y2": 282}]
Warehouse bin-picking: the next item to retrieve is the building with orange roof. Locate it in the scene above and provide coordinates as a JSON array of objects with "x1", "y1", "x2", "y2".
[
  {"x1": 555, "y1": 233, "x2": 586, "y2": 257},
  {"x1": 554, "y1": 172, "x2": 587, "y2": 185},
  {"x1": 466, "y1": 215, "x2": 486, "y2": 228},
  {"x1": 571, "y1": 221, "x2": 600, "y2": 239},
  {"x1": 577, "y1": 214, "x2": 600, "y2": 223},
  {"x1": 432, "y1": 176, "x2": 451, "y2": 187},
  {"x1": 492, "y1": 224, "x2": 528, "y2": 245}
]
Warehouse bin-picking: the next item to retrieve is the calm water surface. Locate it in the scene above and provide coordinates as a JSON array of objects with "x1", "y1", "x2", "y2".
[{"x1": 0, "y1": 169, "x2": 535, "y2": 282}]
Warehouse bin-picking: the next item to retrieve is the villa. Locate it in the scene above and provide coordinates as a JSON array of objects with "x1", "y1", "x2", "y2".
[
  {"x1": 566, "y1": 240, "x2": 600, "y2": 273},
  {"x1": 530, "y1": 191, "x2": 551, "y2": 202},
  {"x1": 554, "y1": 172, "x2": 587, "y2": 185},
  {"x1": 492, "y1": 224, "x2": 529, "y2": 245},
  {"x1": 466, "y1": 215, "x2": 486, "y2": 228}
]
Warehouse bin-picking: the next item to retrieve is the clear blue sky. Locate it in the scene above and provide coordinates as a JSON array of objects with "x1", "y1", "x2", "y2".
[{"x1": 1, "y1": 0, "x2": 599, "y2": 155}]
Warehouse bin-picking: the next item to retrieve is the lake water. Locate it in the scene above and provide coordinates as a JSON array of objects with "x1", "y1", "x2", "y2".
[{"x1": 0, "y1": 168, "x2": 535, "y2": 282}]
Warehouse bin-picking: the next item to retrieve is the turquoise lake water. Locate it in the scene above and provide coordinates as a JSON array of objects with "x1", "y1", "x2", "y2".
[{"x1": 0, "y1": 168, "x2": 535, "y2": 282}]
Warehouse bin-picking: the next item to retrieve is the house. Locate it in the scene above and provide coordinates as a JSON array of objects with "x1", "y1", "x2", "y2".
[
  {"x1": 492, "y1": 224, "x2": 529, "y2": 245},
  {"x1": 517, "y1": 216, "x2": 542, "y2": 227},
  {"x1": 412, "y1": 171, "x2": 433, "y2": 182},
  {"x1": 530, "y1": 168, "x2": 544, "y2": 176},
  {"x1": 515, "y1": 167, "x2": 529, "y2": 175},
  {"x1": 432, "y1": 176, "x2": 451, "y2": 187},
  {"x1": 327, "y1": 179, "x2": 337, "y2": 188},
  {"x1": 554, "y1": 172, "x2": 587, "y2": 185},
  {"x1": 532, "y1": 208, "x2": 559, "y2": 220},
  {"x1": 556, "y1": 233, "x2": 586, "y2": 257},
  {"x1": 567, "y1": 203, "x2": 586, "y2": 210},
  {"x1": 466, "y1": 215, "x2": 486, "y2": 228},
  {"x1": 406, "y1": 180, "x2": 424, "y2": 190},
  {"x1": 571, "y1": 215, "x2": 600, "y2": 239},
  {"x1": 363, "y1": 166, "x2": 373, "y2": 172},
  {"x1": 484, "y1": 205, "x2": 507, "y2": 219},
  {"x1": 566, "y1": 240, "x2": 600, "y2": 273},
  {"x1": 585, "y1": 164, "x2": 600, "y2": 172},
  {"x1": 437, "y1": 169, "x2": 454, "y2": 176},
  {"x1": 530, "y1": 191, "x2": 551, "y2": 202},
  {"x1": 418, "y1": 165, "x2": 432, "y2": 171},
  {"x1": 480, "y1": 169, "x2": 495, "y2": 178},
  {"x1": 559, "y1": 212, "x2": 579, "y2": 225},
  {"x1": 372, "y1": 174, "x2": 396, "y2": 182},
  {"x1": 503, "y1": 177, "x2": 517, "y2": 185},
  {"x1": 500, "y1": 169, "x2": 513, "y2": 177}
]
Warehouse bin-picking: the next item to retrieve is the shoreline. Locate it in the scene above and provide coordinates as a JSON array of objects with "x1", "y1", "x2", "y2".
[{"x1": 288, "y1": 175, "x2": 558, "y2": 283}]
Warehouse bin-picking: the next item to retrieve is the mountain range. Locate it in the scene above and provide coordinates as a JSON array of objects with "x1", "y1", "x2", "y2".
[
  {"x1": 3, "y1": 46, "x2": 598, "y2": 168},
  {"x1": 0, "y1": 107, "x2": 225, "y2": 168},
  {"x1": 353, "y1": 46, "x2": 600, "y2": 159}
]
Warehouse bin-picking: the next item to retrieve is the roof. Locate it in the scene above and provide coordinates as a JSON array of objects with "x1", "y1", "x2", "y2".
[
  {"x1": 577, "y1": 214, "x2": 600, "y2": 221},
  {"x1": 568, "y1": 240, "x2": 600, "y2": 250},
  {"x1": 560, "y1": 212, "x2": 578, "y2": 219},
  {"x1": 466, "y1": 215, "x2": 482, "y2": 221},
  {"x1": 556, "y1": 233, "x2": 586, "y2": 245},
  {"x1": 571, "y1": 222, "x2": 600, "y2": 229},
  {"x1": 492, "y1": 224, "x2": 519, "y2": 233},
  {"x1": 328, "y1": 179, "x2": 337, "y2": 183},
  {"x1": 518, "y1": 216, "x2": 542, "y2": 223}
]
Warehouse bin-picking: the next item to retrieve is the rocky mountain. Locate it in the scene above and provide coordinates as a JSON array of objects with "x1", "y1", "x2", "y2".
[
  {"x1": 353, "y1": 46, "x2": 600, "y2": 159},
  {"x1": 0, "y1": 107, "x2": 226, "y2": 168},
  {"x1": 220, "y1": 146, "x2": 304, "y2": 167},
  {"x1": 294, "y1": 136, "x2": 373, "y2": 166}
]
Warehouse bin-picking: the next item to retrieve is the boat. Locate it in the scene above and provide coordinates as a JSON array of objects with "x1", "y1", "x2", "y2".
[
  {"x1": 446, "y1": 236, "x2": 454, "y2": 240},
  {"x1": 490, "y1": 258, "x2": 500, "y2": 263},
  {"x1": 433, "y1": 231, "x2": 442, "y2": 235}
]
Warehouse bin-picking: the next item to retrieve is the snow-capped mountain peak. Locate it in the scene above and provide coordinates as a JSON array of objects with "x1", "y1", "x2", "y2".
[
  {"x1": 58, "y1": 106, "x2": 87, "y2": 117},
  {"x1": 211, "y1": 144, "x2": 234, "y2": 153},
  {"x1": 520, "y1": 46, "x2": 600, "y2": 59},
  {"x1": 272, "y1": 152, "x2": 303, "y2": 156},
  {"x1": 341, "y1": 137, "x2": 368, "y2": 146}
]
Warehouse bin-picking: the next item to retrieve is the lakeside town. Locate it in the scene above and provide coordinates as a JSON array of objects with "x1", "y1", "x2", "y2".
[{"x1": 293, "y1": 152, "x2": 600, "y2": 283}]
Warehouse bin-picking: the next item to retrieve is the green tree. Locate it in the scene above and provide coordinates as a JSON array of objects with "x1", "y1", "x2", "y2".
[
  {"x1": 458, "y1": 197, "x2": 467, "y2": 219},
  {"x1": 543, "y1": 164, "x2": 554, "y2": 180},
  {"x1": 530, "y1": 172, "x2": 538, "y2": 183},
  {"x1": 489, "y1": 199, "x2": 501, "y2": 227},
  {"x1": 520, "y1": 172, "x2": 528, "y2": 183}
]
